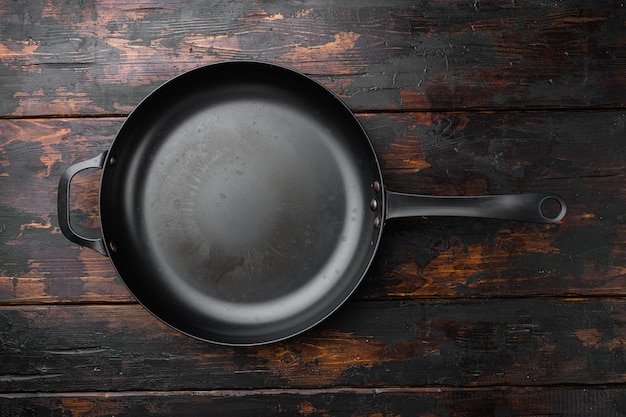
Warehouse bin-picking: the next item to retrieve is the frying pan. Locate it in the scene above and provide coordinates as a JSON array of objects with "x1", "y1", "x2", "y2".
[{"x1": 58, "y1": 61, "x2": 566, "y2": 345}]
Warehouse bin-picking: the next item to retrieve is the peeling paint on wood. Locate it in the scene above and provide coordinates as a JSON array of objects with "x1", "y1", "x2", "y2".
[
  {"x1": 1, "y1": 0, "x2": 625, "y2": 414},
  {"x1": 1, "y1": 1, "x2": 625, "y2": 116}
]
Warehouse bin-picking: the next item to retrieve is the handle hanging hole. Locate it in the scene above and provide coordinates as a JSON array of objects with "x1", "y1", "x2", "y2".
[
  {"x1": 109, "y1": 155, "x2": 117, "y2": 167},
  {"x1": 539, "y1": 196, "x2": 565, "y2": 222},
  {"x1": 109, "y1": 240, "x2": 118, "y2": 253}
]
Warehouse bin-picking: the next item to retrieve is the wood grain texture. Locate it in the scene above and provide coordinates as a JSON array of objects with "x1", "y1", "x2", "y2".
[
  {"x1": 1, "y1": 0, "x2": 625, "y2": 116},
  {"x1": 1, "y1": 111, "x2": 624, "y2": 304},
  {"x1": 0, "y1": 118, "x2": 129, "y2": 304},
  {"x1": 2, "y1": 0, "x2": 625, "y2": 414},
  {"x1": 1, "y1": 299, "x2": 626, "y2": 391},
  {"x1": 1, "y1": 387, "x2": 625, "y2": 417}
]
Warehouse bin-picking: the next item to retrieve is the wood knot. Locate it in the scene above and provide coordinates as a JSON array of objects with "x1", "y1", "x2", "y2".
[{"x1": 280, "y1": 352, "x2": 299, "y2": 366}]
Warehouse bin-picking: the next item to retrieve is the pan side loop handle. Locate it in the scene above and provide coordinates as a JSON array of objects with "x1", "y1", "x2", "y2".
[
  {"x1": 385, "y1": 191, "x2": 566, "y2": 224},
  {"x1": 57, "y1": 152, "x2": 108, "y2": 256}
]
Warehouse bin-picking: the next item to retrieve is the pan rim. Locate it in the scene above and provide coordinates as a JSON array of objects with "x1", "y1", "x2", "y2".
[{"x1": 98, "y1": 60, "x2": 387, "y2": 345}]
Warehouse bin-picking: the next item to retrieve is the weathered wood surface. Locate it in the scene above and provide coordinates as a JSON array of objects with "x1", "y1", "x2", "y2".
[
  {"x1": 1, "y1": 111, "x2": 625, "y2": 304},
  {"x1": 2, "y1": 299, "x2": 626, "y2": 391},
  {"x1": 1, "y1": 387, "x2": 625, "y2": 417},
  {"x1": 1, "y1": 0, "x2": 625, "y2": 116},
  {"x1": 2, "y1": 0, "x2": 626, "y2": 415}
]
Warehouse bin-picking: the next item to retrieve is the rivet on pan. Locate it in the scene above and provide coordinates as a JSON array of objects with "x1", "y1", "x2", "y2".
[
  {"x1": 373, "y1": 181, "x2": 381, "y2": 193},
  {"x1": 369, "y1": 199, "x2": 378, "y2": 211},
  {"x1": 109, "y1": 155, "x2": 117, "y2": 167},
  {"x1": 109, "y1": 241, "x2": 118, "y2": 253},
  {"x1": 373, "y1": 217, "x2": 381, "y2": 229}
]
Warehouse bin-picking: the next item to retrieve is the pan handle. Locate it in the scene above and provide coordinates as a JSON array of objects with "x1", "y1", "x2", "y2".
[
  {"x1": 385, "y1": 191, "x2": 566, "y2": 224},
  {"x1": 57, "y1": 152, "x2": 108, "y2": 256}
]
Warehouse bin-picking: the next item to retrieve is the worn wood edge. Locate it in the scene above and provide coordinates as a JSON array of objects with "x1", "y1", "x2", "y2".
[
  {"x1": 2, "y1": 385, "x2": 626, "y2": 397},
  {"x1": 0, "y1": 386, "x2": 624, "y2": 417}
]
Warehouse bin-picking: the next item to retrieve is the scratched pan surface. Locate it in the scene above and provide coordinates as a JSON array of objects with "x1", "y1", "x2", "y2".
[{"x1": 59, "y1": 62, "x2": 565, "y2": 345}]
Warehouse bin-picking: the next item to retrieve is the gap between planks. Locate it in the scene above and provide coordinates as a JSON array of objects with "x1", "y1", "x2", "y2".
[
  {"x1": 3, "y1": 384, "x2": 626, "y2": 399},
  {"x1": 4, "y1": 294, "x2": 626, "y2": 309},
  {"x1": 0, "y1": 105, "x2": 624, "y2": 121}
]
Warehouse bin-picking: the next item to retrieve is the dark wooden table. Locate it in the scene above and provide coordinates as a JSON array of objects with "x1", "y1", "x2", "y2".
[{"x1": 2, "y1": 1, "x2": 626, "y2": 415}]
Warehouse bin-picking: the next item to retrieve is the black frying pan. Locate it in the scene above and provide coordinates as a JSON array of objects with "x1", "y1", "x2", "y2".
[{"x1": 58, "y1": 62, "x2": 566, "y2": 345}]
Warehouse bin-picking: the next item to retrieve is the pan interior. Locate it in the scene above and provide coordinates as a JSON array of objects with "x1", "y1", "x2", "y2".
[{"x1": 102, "y1": 63, "x2": 382, "y2": 344}]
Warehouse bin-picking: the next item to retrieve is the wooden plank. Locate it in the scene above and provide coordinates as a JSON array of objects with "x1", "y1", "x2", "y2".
[
  {"x1": 360, "y1": 110, "x2": 626, "y2": 300},
  {"x1": 1, "y1": 299, "x2": 626, "y2": 391},
  {"x1": 0, "y1": 118, "x2": 131, "y2": 303},
  {"x1": 1, "y1": 0, "x2": 625, "y2": 116},
  {"x1": 1, "y1": 110, "x2": 625, "y2": 304},
  {"x1": 1, "y1": 387, "x2": 624, "y2": 416}
]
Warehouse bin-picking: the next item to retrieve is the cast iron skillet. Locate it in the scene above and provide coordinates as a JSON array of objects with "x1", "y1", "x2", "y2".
[{"x1": 58, "y1": 62, "x2": 566, "y2": 345}]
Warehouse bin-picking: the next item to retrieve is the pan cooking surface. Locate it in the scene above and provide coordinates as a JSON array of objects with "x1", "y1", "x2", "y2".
[
  {"x1": 144, "y1": 99, "x2": 362, "y2": 307},
  {"x1": 100, "y1": 63, "x2": 383, "y2": 343}
]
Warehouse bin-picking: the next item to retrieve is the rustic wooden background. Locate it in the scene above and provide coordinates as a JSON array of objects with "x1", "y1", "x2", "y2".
[{"x1": 1, "y1": 0, "x2": 626, "y2": 415}]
